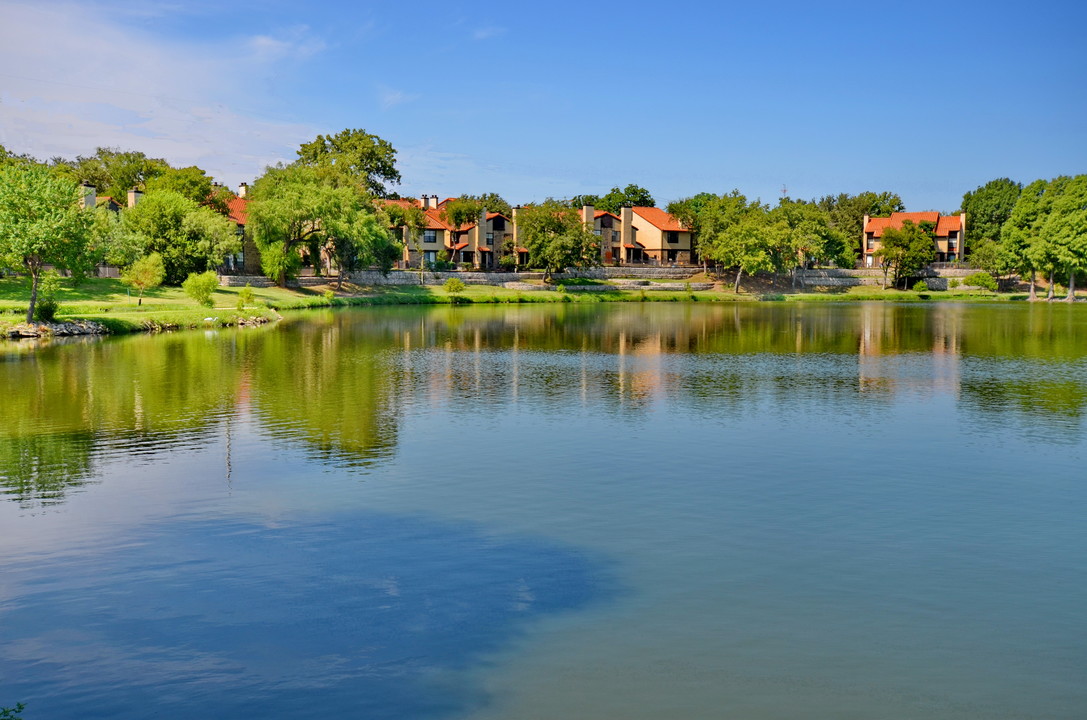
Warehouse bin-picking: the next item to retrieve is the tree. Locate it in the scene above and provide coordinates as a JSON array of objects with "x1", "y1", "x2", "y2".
[
  {"x1": 684, "y1": 190, "x2": 766, "y2": 281},
  {"x1": 459, "y1": 192, "x2": 512, "y2": 217},
  {"x1": 0, "y1": 144, "x2": 38, "y2": 169},
  {"x1": 572, "y1": 184, "x2": 655, "y2": 213},
  {"x1": 768, "y1": 198, "x2": 852, "y2": 283},
  {"x1": 1003, "y1": 177, "x2": 1069, "y2": 301},
  {"x1": 121, "y1": 252, "x2": 165, "y2": 305},
  {"x1": 295, "y1": 128, "x2": 401, "y2": 197},
  {"x1": 247, "y1": 163, "x2": 400, "y2": 286},
  {"x1": 1042, "y1": 175, "x2": 1087, "y2": 302},
  {"x1": 384, "y1": 201, "x2": 428, "y2": 272},
  {"x1": 439, "y1": 198, "x2": 483, "y2": 265},
  {"x1": 53, "y1": 147, "x2": 169, "y2": 202},
  {"x1": 961, "y1": 178, "x2": 1021, "y2": 245},
  {"x1": 121, "y1": 190, "x2": 240, "y2": 284},
  {"x1": 145, "y1": 166, "x2": 235, "y2": 214},
  {"x1": 515, "y1": 200, "x2": 601, "y2": 280},
  {"x1": 815, "y1": 191, "x2": 905, "y2": 262},
  {"x1": 874, "y1": 220, "x2": 934, "y2": 289},
  {"x1": 0, "y1": 165, "x2": 93, "y2": 322}
]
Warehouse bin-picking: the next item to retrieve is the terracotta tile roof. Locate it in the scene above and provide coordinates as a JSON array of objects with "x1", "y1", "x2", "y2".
[
  {"x1": 865, "y1": 211, "x2": 957, "y2": 238},
  {"x1": 594, "y1": 211, "x2": 620, "y2": 219},
  {"x1": 632, "y1": 206, "x2": 686, "y2": 232},
  {"x1": 227, "y1": 197, "x2": 248, "y2": 225},
  {"x1": 451, "y1": 241, "x2": 469, "y2": 251},
  {"x1": 478, "y1": 245, "x2": 492, "y2": 251},
  {"x1": 936, "y1": 215, "x2": 963, "y2": 235}
]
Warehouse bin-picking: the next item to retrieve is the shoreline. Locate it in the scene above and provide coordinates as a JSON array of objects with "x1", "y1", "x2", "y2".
[{"x1": 0, "y1": 280, "x2": 1073, "y2": 341}]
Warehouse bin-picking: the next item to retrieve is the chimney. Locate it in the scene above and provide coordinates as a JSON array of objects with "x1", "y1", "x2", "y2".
[
  {"x1": 581, "y1": 204, "x2": 594, "y2": 226},
  {"x1": 428, "y1": 195, "x2": 439, "y2": 209},
  {"x1": 80, "y1": 183, "x2": 96, "y2": 210},
  {"x1": 237, "y1": 182, "x2": 248, "y2": 198},
  {"x1": 128, "y1": 187, "x2": 143, "y2": 208}
]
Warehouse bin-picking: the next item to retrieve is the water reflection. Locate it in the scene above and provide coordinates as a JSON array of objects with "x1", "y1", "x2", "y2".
[
  {"x1": 3, "y1": 302, "x2": 1087, "y2": 507},
  {"x1": 0, "y1": 511, "x2": 611, "y2": 719}
]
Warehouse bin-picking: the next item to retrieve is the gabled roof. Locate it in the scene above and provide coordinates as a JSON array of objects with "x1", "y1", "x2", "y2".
[
  {"x1": 594, "y1": 210, "x2": 619, "y2": 220},
  {"x1": 632, "y1": 206, "x2": 687, "y2": 232},
  {"x1": 377, "y1": 199, "x2": 455, "y2": 231},
  {"x1": 227, "y1": 197, "x2": 248, "y2": 225},
  {"x1": 865, "y1": 212, "x2": 959, "y2": 238}
]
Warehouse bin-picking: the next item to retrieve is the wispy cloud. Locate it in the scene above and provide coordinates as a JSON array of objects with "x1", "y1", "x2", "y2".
[
  {"x1": 0, "y1": 2, "x2": 323, "y2": 186},
  {"x1": 377, "y1": 85, "x2": 420, "y2": 111},
  {"x1": 472, "y1": 26, "x2": 506, "y2": 41}
]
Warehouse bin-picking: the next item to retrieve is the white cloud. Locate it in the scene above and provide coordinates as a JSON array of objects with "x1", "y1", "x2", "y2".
[
  {"x1": 377, "y1": 85, "x2": 420, "y2": 111},
  {"x1": 0, "y1": 2, "x2": 323, "y2": 188},
  {"x1": 472, "y1": 26, "x2": 506, "y2": 41}
]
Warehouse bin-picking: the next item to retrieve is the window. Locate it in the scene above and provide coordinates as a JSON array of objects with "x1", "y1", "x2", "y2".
[
  {"x1": 600, "y1": 215, "x2": 613, "y2": 229},
  {"x1": 866, "y1": 239, "x2": 875, "y2": 251},
  {"x1": 492, "y1": 217, "x2": 505, "y2": 231},
  {"x1": 594, "y1": 229, "x2": 602, "y2": 235},
  {"x1": 424, "y1": 250, "x2": 437, "y2": 264},
  {"x1": 423, "y1": 230, "x2": 437, "y2": 244},
  {"x1": 667, "y1": 231, "x2": 679, "y2": 243},
  {"x1": 486, "y1": 233, "x2": 494, "y2": 246}
]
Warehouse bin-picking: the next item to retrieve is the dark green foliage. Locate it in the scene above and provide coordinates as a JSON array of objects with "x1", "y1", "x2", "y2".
[
  {"x1": 32, "y1": 271, "x2": 62, "y2": 322},
  {"x1": 961, "y1": 178, "x2": 1021, "y2": 244},
  {"x1": 295, "y1": 128, "x2": 401, "y2": 197},
  {"x1": 0, "y1": 703, "x2": 25, "y2": 719},
  {"x1": 570, "y1": 184, "x2": 655, "y2": 213}
]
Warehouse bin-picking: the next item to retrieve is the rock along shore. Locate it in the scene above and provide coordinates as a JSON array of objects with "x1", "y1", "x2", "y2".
[{"x1": 5, "y1": 320, "x2": 110, "y2": 338}]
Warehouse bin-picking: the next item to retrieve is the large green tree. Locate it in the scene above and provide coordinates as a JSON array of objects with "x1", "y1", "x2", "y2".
[
  {"x1": 121, "y1": 190, "x2": 240, "y2": 284},
  {"x1": 961, "y1": 178, "x2": 1021, "y2": 246},
  {"x1": 384, "y1": 201, "x2": 429, "y2": 272},
  {"x1": 1042, "y1": 175, "x2": 1087, "y2": 301},
  {"x1": 0, "y1": 165, "x2": 93, "y2": 322},
  {"x1": 768, "y1": 198, "x2": 853, "y2": 281},
  {"x1": 295, "y1": 128, "x2": 401, "y2": 197},
  {"x1": 439, "y1": 198, "x2": 483, "y2": 264},
  {"x1": 247, "y1": 164, "x2": 400, "y2": 286},
  {"x1": 515, "y1": 201, "x2": 601, "y2": 280},
  {"x1": 459, "y1": 192, "x2": 512, "y2": 217},
  {"x1": 54, "y1": 147, "x2": 169, "y2": 202},
  {"x1": 1002, "y1": 177, "x2": 1069, "y2": 301}
]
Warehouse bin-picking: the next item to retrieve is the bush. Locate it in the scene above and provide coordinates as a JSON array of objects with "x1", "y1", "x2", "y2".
[
  {"x1": 323, "y1": 289, "x2": 335, "y2": 302},
  {"x1": 948, "y1": 279, "x2": 961, "y2": 289},
  {"x1": 443, "y1": 277, "x2": 466, "y2": 294},
  {"x1": 237, "y1": 283, "x2": 255, "y2": 310},
  {"x1": 33, "y1": 271, "x2": 62, "y2": 322},
  {"x1": 182, "y1": 271, "x2": 219, "y2": 307},
  {"x1": 912, "y1": 280, "x2": 929, "y2": 292},
  {"x1": 963, "y1": 271, "x2": 998, "y2": 292}
]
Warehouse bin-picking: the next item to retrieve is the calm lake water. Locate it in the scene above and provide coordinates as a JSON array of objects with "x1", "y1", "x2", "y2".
[{"x1": 2, "y1": 302, "x2": 1086, "y2": 719}]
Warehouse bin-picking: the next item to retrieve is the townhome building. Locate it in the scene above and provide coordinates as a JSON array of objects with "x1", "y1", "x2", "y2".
[{"x1": 862, "y1": 212, "x2": 966, "y2": 267}]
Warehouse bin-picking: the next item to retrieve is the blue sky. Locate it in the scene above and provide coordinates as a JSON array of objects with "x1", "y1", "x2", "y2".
[{"x1": 1, "y1": 0, "x2": 1084, "y2": 211}]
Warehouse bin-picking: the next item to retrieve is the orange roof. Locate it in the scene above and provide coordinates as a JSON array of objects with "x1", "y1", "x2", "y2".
[
  {"x1": 478, "y1": 245, "x2": 492, "y2": 251},
  {"x1": 865, "y1": 212, "x2": 957, "y2": 238},
  {"x1": 594, "y1": 210, "x2": 619, "y2": 219},
  {"x1": 936, "y1": 215, "x2": 963, "y2": 235},
  {"x1": 632, "y1": 206, "x2": 686, "y2": 232},
  {"x1": 451, "y1": 241, "x2": 469, "y2": 251},
  {"x1": 227, "y1": 197, "x2": 248, "y2": 225}
]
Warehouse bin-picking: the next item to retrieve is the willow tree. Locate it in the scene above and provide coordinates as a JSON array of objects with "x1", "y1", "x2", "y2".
[
  {"x1": 247, "y1": 164, "x2": 400, "y2": 286},
  {"x1": 0, "y1": 165, "x2": 92, "y2": 322}
]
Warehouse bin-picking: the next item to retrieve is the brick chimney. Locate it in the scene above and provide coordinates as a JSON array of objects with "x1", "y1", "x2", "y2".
[
  {"x1": 127, "y1": 187, "x2": 143, "y2": 208},
  {"x1": 237, "y1": 182, "x2": 248, "y2": 198}
]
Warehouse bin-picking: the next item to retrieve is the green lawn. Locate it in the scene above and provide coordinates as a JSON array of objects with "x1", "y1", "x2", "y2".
[{"x1": 0, "y1": 275, "x2": 1026, "y2": 336}]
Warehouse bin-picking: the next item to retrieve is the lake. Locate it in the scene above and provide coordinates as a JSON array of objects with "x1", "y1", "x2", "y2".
[{"x1": 1, "y1": 302, "x2": 1085, "y2": 719}]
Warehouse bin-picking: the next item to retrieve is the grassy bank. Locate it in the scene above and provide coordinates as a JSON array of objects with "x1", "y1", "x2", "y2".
[{"x1": 0, "y1": 276, "x2": 1036, "y2": 336}]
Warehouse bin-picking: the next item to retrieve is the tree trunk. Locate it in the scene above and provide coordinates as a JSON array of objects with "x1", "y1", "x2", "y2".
[
  {"x1": 1067, "y1": 270, "x2": 1076, "y2": 302},
  {"x1": 1047, "y1": 270, "x2": 1055, "y2": 301},
  {"x1": 138, "y1": 294, "x2": 143, "y2": 306},
  {"x1": 1029, "y1": 271, "x2": 1037, "y2": 301},
  {"x1": 733, "y1": 266, "x2": 743, "y2": 294},
  {"x1": 26, "y1": 269, "x2": 39, "y2": 324}
]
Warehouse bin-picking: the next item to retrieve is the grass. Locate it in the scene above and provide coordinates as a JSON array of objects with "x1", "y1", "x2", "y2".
[{"x1": 0, "y1": 275, "x2": 1047, "y2": 336}]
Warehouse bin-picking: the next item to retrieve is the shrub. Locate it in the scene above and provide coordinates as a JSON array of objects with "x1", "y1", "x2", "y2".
[
  {"x1": 912, "y1": 280, "x2": 929, "y2": 292},
  {"x1": 237, "y1": 283, "x2": 255, "y2": 310},
  {"x1": 948, "y1": 279, "x2": 961, "y2": 289},
  {"x1": 182, "y1": 271, "x2": 219, "y2": 307},
  {"x1": 33, "y1": 271, "x2": 63, "y2": 322},
  {"x1": 323, "y1": 289, "x2": 335, "y2": 303},
  {"x1": 121, "y1": 253, "x2": 165, "y2": 306},
  {"x1": 443, "y1": 277, "x2": 466, "y2": 294},
  {"x1": 498, "y1": 255, "x2": 517, "y2": 270},
  {"x1": 963, "y1": 271, "x2": 998, "y2": 292}
]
